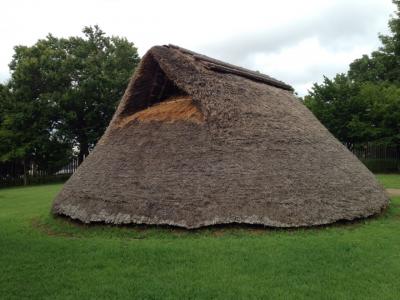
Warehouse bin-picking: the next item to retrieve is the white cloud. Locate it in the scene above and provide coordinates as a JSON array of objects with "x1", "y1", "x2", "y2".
[
  {"x1": 0, "y1": 0, "x2": 395, "y2": 95},
  {"x1": 0, "y1": 70, "x2": 10, "y2": 83},
  {"x1": 246, "y1": 38, "x2": 376, "y2": 93}
]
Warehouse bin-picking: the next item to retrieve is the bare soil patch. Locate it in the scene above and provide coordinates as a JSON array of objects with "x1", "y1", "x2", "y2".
[{"x1": 387, "y1": 189, "x2": 400, "y2": 197}]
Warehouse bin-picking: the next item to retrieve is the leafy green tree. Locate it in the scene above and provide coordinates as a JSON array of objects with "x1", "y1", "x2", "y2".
[
  {"x1": 349, "y1": 0, "x2": 400, "y2": 83},
  {"x1": 304, "y1": 74, "x2": 368, "y2": 146},
  {"x1": 305, "y1": 0, "x2": 400, "y2": 148},
  {"x1": 305, "y1": 78, "x2": 400, "y2": 147},
  {"x1": 348, "y1": 52, "x2": 390, "y2": 83},
  {"x1": 357, "y1": 84, "x2": 400, "y2": 145},
  {"x1": 0, "y1": 83, "x2": 8, "y2": 124},
  {"x1": 0, "y1": 79, "x2": 71, "y2": 184},
  {"x1": 0, "y1": 83, "x2": 28, "y2": 165},
  {"x1": 9, "y1": 25, "x2": 140, "y2": 163}
]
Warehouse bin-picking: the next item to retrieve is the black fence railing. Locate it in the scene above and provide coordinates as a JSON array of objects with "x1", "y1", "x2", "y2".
[
  {"x1": 0, "y1": 143, "x2": 399, "y2": 188},
  {"x1": 351, "y1": 143, "x2": 400, "y2": 160},
  {"x1": 55, "y1": 159, "x2": 80, "y2": 175},
  {"x1": 0, "y1": 158, "x2": 80, "y2": 188},
  {"x1": 350, "y1": 143, "x2": 400, "y2": 173}
]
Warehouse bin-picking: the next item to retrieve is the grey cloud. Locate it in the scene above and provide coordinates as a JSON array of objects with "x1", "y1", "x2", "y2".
[
  {"x1": 268, "y1": 62, "x2": 349, "y2": 87},
  {"x1": 195, "y1": 0, "x2": 392, "y2": 96},
  {"x1": 198, "y1": 1, "x2": 391, "y2": 64},
  {"x1": 265, "y1": 60, "x2": 363, "y2": 96}
]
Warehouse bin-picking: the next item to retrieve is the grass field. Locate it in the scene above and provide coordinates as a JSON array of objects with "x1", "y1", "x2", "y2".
[
  {"x1": 376, "y1": 174, "x2": 400, "y2": 189},
  {"x1": 0, "y1": 175, "x2": 400, "y2": 299}
]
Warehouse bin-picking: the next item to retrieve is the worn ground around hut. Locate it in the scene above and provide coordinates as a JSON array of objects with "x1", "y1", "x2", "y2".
[
  {"x1": 0, "y1": 174, "x2": 400, "y2": 299},
  {"x1": 387, "y1": 188, "x2": 400, "y2": 197}
]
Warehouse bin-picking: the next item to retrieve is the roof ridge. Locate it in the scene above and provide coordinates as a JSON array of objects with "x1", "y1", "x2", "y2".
[{"x1": 166, "y1": 44, "x2": 293, "y2": 92}]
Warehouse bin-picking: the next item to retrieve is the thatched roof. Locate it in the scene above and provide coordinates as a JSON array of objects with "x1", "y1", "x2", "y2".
[{"x1": 52, "y1": 45, "x2": 389, "y2": 229}]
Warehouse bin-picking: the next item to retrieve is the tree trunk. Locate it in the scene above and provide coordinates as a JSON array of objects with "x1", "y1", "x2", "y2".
[
  {"x1": 76, "y1": 114, "x2": 89, "y2": 165},
  {"x1": 22, "y1": 159, "x2": 27, "y2": 186},
  {"x1": 78, "y1": 138, "x2": 89, "y2": 165}
]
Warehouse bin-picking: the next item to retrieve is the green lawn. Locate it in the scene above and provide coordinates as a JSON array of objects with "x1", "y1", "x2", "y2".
[
  {"x1": 376, "y1": 174, "x2": 400, "y2": 189},
  {"x1": 0, "y1": 176, "x2": 400, "y2": 299}
]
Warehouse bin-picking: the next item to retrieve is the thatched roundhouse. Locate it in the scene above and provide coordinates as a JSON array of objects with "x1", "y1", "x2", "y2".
[{"x1": 52, "y1": 45, "x2": 389, "y2": 229}]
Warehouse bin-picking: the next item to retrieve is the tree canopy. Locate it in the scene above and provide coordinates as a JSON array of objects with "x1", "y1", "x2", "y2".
[
  {"x1": 304, "y1": 0, "x2": 400, "y2": 147},
  {"x1": 0, "y1": 25, "x2": 140, "y2": 173}
]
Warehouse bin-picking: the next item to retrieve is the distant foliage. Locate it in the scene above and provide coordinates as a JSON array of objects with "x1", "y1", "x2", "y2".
[
  {"x1": 0, "y1": 26, "x2": 140, "y2": 176},
  {"x1": 304, "y1": 77, "x2": 400, "y2": 146},
  {"x1": 304, "y1": 0, "x2": 400, "y2": 148}
]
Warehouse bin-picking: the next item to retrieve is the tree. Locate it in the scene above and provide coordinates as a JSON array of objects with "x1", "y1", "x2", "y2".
[
  {"x1": 349, "y1": 0, "x2": 400, "y2": 84},
  {"x1": 9, "y1": 25, "x2": 140, "y2": 163},
  {"x1": 348, "y1": 52, "x2": 390, "y2": 83},
  {"x1": 305, "y1": 77, "x2": 400, "y2": 146},
  {"x1": 305, "y1": 0, "x2": 400, "y2": 147},
  {"x1": 0, "y1": 83, "x2": 8, "y2": 124},
  {"x1": 304, "y1": 74, "x2": 369, "y2": 146},
  {"x1": 0, "y1": 79, "x2": 71, "y2": 184}
]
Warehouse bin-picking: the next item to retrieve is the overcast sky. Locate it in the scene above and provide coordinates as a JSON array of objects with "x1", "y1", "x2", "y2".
[{"x1": 0, "y1": 0, "x2": 395, "y2": 95}]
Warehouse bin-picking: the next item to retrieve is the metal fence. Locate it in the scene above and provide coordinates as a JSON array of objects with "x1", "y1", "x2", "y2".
[
  {"x1": 55, "y1": 159, "x2": 80, "y2": 175},
  {"x1": 0, "y1": 143, "x2": 399, "y2": 188},
  {"x1": 351, "y1": 143, "x2": 400, "y2": 161},
  {"x1": 0, "y1": 158, "x2": 80, "y2": 188},
  {"x1": 350, "y1": 143, "x2": 400, "y2": 173}
]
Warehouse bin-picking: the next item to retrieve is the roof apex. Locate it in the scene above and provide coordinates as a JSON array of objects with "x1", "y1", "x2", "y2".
[{"x1": 165, "y1": 44, "x2": 294, "y2": 92}]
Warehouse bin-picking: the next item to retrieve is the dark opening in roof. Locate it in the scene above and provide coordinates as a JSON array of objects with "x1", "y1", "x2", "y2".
[{"x1": 119, "y1": 53, "x2": 187, "y2": 117}]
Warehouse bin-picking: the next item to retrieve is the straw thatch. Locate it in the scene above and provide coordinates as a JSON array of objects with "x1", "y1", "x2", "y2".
[{"x1": 52, "y1": 44, "x2": 389, "y2": 229}]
